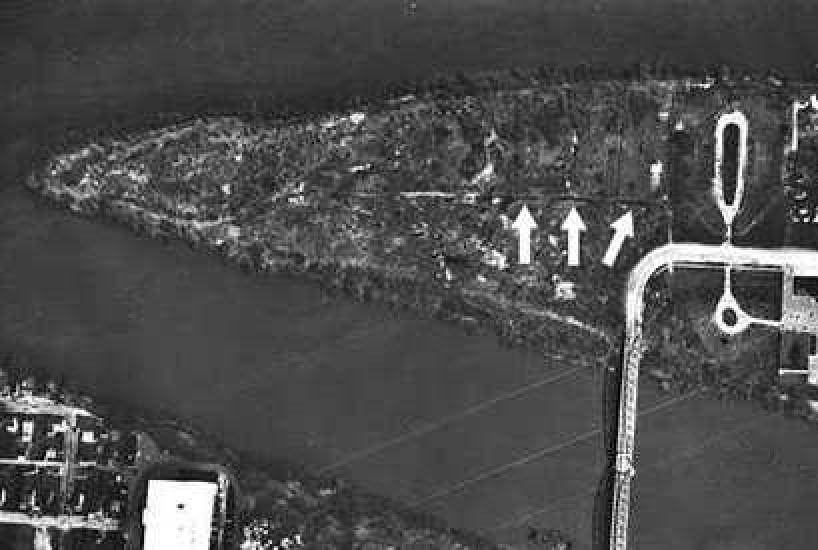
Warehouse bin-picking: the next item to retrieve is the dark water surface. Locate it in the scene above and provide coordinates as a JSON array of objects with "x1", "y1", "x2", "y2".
[
  {"x1": 4, "y1": 0, "x2": 818, "y2": 163},
  {"x1": 3, "y1": 1, "x2": 818, "y2": 546},
  {"x1": 0, "y1": 187, "x2": 817, "y2": 549}
]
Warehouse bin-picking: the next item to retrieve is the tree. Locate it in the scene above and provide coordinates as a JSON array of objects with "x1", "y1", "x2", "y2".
[
  {"x1": 573, "y1": 63, "x2": 592, "y2": 83},
  {"x1": 510, "y1": 65, "x2": 530, "y2": 86},
  {"x1": 536, "y1": 64, "x2": 554, "y2": 84},
  {"x1": 455, "y1": 70, "x2": 477, "y2": 96}
]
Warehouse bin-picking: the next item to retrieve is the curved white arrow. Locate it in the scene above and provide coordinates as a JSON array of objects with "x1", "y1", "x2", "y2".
[{"x1": 603, "y1": 211, "x2": 634, "y2": 267}]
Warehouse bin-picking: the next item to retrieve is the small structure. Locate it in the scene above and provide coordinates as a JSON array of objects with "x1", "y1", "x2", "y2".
[
  {"x1": 553, "y1": 277, "x2": 576, "y2": 301},
  {"x1": 779, "y1": 267, "x2": 818, "y2": 385},
  {"x1": 142, "y1": 479, "x2": 218, "y2": 550},
  {"x1": 649, "y1": 161, "x2": 663, "y2": 192}
]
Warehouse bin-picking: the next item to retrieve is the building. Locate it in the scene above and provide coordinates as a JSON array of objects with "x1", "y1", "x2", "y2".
[
  {"x1": 127, "y1": 461, "x2": 237, "y2": 550},
  {"x1": 142, "y1": 480, "x2": 218, "y2": 550},
  {"x1": 780, "y1": 266, "x2": 818, "y2": 386}
]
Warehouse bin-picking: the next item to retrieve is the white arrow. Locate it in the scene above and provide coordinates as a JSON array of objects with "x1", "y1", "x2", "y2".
[
  {"x1": 561, "y1": 207, "x2": 586, "y2": 267},
  {"x1": 511, "y1": 203, "x2": 537, "y2": 265},
  {"x1": 603, "y1": 210, "x2": 634, "y2": 267}
]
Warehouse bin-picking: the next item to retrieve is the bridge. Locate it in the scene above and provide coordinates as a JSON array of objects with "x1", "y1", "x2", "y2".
[{"x1": 608, "y1": 102, "x2": 818, "y2": 550}]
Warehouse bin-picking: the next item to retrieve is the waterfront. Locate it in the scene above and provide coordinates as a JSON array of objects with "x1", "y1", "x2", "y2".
[
  {"x1": 0, "y1": 187, "x2": 816, "y2": 548},
  {"x1": 4, "y1": 1, "x2": 818, "y2": 546}
]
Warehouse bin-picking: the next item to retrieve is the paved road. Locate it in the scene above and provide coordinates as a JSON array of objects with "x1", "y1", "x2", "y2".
[
  {"x1": 609, "y1": 242, "x2": 818, "y2": 549},
  {"x1": 1, "y1": 187, "x2": 817, "y2": 548}
]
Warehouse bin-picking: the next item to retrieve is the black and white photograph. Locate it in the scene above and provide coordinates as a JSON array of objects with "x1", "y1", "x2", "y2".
[{"x1": 2, "y1": 1, "x2": 818, "y2": 549}]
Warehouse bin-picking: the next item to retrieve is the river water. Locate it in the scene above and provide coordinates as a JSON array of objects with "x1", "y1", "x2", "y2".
[
  {"x1": 3, "y1": 2, "x2": 818, "y2": 546},
  {"x1": 0, "y1": 186, "x2": 817, "y2": 549}
]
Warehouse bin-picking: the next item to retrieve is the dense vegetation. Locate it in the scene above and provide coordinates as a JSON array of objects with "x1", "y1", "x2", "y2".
[{"x1": 27, "y1": 69, "x2": 818, "y2": 408}]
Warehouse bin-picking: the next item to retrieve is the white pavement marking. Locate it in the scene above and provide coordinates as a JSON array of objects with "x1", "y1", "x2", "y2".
[
  {"x1": 603, "y1": 211, "x2": 634, "y2": 268},
  {"x1": 512, "y1": 204, "x2": 537, "y2": 265},
  {"x1": 409, "y1": 391, "x2": 700, "y2": 509},
  {"x1": 317, "y1": 363, "x2": 589, "y2": 475},
  {"x1": 561, "y1": 207, "x2": 586, "y2": 267}
]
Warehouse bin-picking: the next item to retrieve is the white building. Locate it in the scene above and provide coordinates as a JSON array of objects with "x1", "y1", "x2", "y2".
[
  {"x1": 142, "y1": 479, "x2": 218, "y2": 550},
  {"x1": 649, "y1": 161, "x2": 664, "y2": 192}
]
